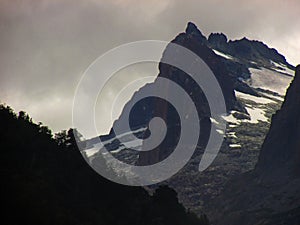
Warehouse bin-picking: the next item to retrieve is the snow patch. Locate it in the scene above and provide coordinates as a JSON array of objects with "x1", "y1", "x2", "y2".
[
  {"x1": 249, "y1": 68, "x2": 292, "y2": 96},
  {"x1": 227, "y1": 132, "x2": 237, "y2": 138},
  {"x1": 216, "y1": 129, "x2": 225, "y2": 135},
  {"x1": 245, "y1": 106, "x2": 268, "y2": 123},
  {"x1": 212, "y1": 49, "x2": 233, "y2": 60},
  {"x1": 229, "y1": 144, "x2": 241, "y2": 148},
  {"x1": 222, "y1": 112, "x2": 240, "y2": 125},
  {"x1": 222, "y1": 106, "x2": 268, "y2": 126},
  {"x1": 84, "y1": 127, "x2": 147, "y2": 157},
  {"x1": 210, "y1": 117, "x2": 220, "y2": 125},
  {"x1": 235, "y1": 90, "x2": 275, "y2": 104}
]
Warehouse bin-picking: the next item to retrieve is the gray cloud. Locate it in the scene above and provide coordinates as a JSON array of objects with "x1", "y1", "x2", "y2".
[{"x1": 0, "y1": 0, "x2": 299, "y2": 133}]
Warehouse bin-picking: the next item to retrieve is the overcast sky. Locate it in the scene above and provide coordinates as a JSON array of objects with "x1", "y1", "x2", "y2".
[{"x1": 1, "y1": 0, "x2": 300, "y2": 134}]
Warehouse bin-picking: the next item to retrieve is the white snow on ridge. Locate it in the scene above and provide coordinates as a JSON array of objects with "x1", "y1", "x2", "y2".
[
  {"x1": 84, "y1": 127, "x2": 147, "y2": 157},
  {"x1": 249, "y1": 68, "x2": 293, "y2": 96},
  {"x1": 261, "y1": 92, "x2": 284, "y2": 102},
  {"x1": 212, "y1": 49, "x2": 233, "y2": 60},
  {"x1": 271, "y1": 61, "x2": 295, "y2": 76},
  {"x1": 222, "y1": 106, "x2": 268, "y2": 126},
  {"x1": 235, "y1": 90, "x2": 275, "y2": 104}
]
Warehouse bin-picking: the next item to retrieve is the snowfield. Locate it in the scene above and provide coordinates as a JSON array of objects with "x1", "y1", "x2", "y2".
[
  {"x1": 248, "y1": 68, "x2": 293, "y2": 96},
  {"x1": 223, "y1": 88, "x2": 277, "y2": 126},
  {"x1": 235, "y1": 90, "x2": 275, "y2": 104}
]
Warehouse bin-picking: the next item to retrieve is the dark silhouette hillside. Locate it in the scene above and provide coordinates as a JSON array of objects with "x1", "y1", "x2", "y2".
[{"x1": 0, "y1": 104, "x2": 208, "y2": 225}]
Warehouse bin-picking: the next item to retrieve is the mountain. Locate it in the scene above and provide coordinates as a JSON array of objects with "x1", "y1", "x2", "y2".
[
  {"x1": 84, "y1": 22, "x2": 296, "y2": 216},
  {"x1": 205, "y1": 65, "x2": 300, "y2": 225},
  {"x1": 88, "y1": 21, "x2": 244, "y2": 169},
  {"x1": 2, "y1": 21, "x2": 298, "y2": 224},
  {"x1": 0, "y1": 104, "x2": 208, "y2": 225}
]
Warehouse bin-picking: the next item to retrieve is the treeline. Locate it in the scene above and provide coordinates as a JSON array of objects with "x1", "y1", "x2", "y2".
[{"x1": 0, "y1": 104, "x2": 209, "y2": 225}]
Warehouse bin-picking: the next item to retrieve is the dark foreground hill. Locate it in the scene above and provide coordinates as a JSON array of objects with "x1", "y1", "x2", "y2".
[
  {"x1": 205, "y1": 65, "x2": 300, "y2": 225},
  {"x1": 0, "y1": 105, "x2": 209, "y2": 225}
]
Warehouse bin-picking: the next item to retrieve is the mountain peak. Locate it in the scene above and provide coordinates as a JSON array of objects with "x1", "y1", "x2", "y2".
[
  {"x1": 208, "y1": 33, "x2": 228, "y2": 50},
  {"x1": 185, "y1": 22, "x2": 199, "y2": 33},
  {"x1": 185, "y1": 22, "x2": 207, "y2": 43}
]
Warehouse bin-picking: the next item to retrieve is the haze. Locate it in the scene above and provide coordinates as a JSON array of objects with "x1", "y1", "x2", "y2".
[{"x1": 0, "y1": 0, "x2": 299, "y2": 134}]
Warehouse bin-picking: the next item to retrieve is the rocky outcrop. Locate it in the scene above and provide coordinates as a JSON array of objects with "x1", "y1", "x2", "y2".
[
  {"x1": 208, "y1": 33, "x2": 227, "y2": 51},
  {"x1": 185, "y1": 22, "x2": 208, "y2": 45},
  {"x1": 208, "y1": 35, "x2": 295, "y2": 70},
  {"x1": 158, "y1": 22, "x2": 241, "y2": 113},
  {"x1": 205, "y1": 65, "x2": 300, "y2": 225}
]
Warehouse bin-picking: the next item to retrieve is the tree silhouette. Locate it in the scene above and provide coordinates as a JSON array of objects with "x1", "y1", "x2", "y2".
[{"x1": 0, "y1": 104, "x2": 209, "y2": 225}]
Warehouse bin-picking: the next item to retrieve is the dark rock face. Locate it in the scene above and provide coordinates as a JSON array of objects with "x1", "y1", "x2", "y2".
[
  {"x1": 205, "y1": 66, "x2": 300, "y2": 225},
  {"x1": 207, "y1": 33, "x2": 260, "y2": 94},
  {"x1": 208, "y1": 33, "x2": 227, "y2": 50},
  {"x1": 185, "y1": 22, "x2": 208, "y2": 45},
  {"x1": 159, "y1": 22, "x2": 241, "y2": 113},
  {"x1": 95, "y1": 22, "x2": 244, "y2": 166}
]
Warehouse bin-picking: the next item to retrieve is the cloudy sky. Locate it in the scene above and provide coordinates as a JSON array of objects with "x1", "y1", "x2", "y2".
[{"x1": 1, "y1": 0, "x2": 299, "y2": 135}]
